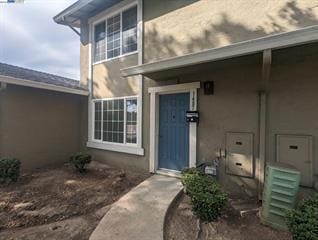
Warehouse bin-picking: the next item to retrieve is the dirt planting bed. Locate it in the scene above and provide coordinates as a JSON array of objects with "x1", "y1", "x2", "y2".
[
  {"x1": 165, "y1": 193, "x2": 292, "y2": 240},
  {"x1": 0, "y1": 162, "x2": 149, "y2": 240}
]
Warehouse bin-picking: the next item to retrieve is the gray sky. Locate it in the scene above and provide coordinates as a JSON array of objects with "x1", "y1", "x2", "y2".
[{"x1": 0, "y1": 0, "x2": 80, "y2": 79}]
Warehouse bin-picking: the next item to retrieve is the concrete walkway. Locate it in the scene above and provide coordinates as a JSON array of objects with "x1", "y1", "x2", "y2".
[{"x1": 89, "y1": 174, "x2": 182, "y2": 240}]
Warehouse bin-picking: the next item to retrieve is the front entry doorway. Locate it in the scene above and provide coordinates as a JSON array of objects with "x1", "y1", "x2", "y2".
[{"x1": 158, "y1": 93, "x2": 190, "y2": 171}]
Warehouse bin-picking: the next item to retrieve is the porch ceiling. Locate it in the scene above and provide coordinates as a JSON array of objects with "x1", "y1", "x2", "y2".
[
  {"x1": 54, "y1": 0, "x2": 123, "y2": 28},
  {"x1": 121, "y1": 25, "x2": 318, "y2": 79}
]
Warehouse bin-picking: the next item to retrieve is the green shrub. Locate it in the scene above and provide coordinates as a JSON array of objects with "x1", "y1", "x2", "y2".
[
  {"x1": 69, "y1": 152, "x2": 92, "y2": 173},
  {"x1": 181, "y1": 170, "x2": 227, "y2": 222},
  {"x1": 181, "y1": 167, "x2": 202, "y2": 186},
  {"x1": 0, "y1": 158, "x2": 21, "y2": 183},
  {"x1": 286, "y1": 194, "x2": 318, "y2": 240}
]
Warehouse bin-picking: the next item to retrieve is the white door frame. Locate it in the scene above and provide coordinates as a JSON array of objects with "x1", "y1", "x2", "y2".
[{"x1": 148, "y1": 82, "x2": 200, "y2": 173}]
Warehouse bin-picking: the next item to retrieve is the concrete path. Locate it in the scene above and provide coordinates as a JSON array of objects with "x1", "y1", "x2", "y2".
[{"x1": 89, "y1": 174, "x2": 182, "y2": 240}]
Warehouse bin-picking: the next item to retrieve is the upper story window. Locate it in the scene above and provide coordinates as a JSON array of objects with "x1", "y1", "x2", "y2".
[{"x1": 94, "y1": 5, "x2": 138, "y2": 63}]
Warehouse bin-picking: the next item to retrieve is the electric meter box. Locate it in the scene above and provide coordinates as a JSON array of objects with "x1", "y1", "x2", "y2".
[
  {"x1": 225, "y1": 132, "x2": 254, "y2": 178},
  {"x1": 276, "y1": 134, "x2": 313, "y2": 187}
]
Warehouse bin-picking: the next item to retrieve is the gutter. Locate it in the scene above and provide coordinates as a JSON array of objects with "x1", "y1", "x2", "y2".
[{"x1": 53, "y1": 0, "x2": 95, "y2": 26}]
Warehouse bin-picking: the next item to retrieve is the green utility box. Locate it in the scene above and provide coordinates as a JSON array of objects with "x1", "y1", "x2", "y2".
[{"x1": 261, "y1": 163, "x2": 301, "y2": 230}]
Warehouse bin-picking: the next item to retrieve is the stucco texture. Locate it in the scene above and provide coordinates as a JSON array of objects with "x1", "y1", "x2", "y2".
[
  {"x1": 268, "y1": 44, "x2": 318, "y2": 178},
  {"x1": 0, "y1": 84, "x2": 84, "y2": 170},
  {"x1": 79, "y1": 20, "x2": 139, "y2": 99},
  {"x1": 78, "y1": 14, "x2": 147, "y2": 170},
  {"x1": 142, "y1": 43, "x2": 318, "y2": 196},
  {"x1": 92, "y1": 54, "x2": 139, "y2": 98},
  {"x1": 143, "y1": 54, "x2": 262, "y2": 196},
  {"x1": 143, "y1": 0, "x2": 318, "y2": 63},
  {"x1": 78, "y1": 0, "x2": 318, "y2": 194}
]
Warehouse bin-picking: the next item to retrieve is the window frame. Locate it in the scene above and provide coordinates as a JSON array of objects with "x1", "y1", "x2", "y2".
[
  {"x1": 92, "y1": 96, "x2": 138, "y2": 146},
  {"x1": 92, "y1": 2, "x2": 138, "y2": 65}
]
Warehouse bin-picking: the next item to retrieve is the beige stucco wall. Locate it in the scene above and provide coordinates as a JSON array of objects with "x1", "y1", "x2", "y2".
[
  {"x1": 143, "y1": 0, "x2": 318, "y2": 63},
  {"x1": 79, "y1": 19, "x2": 146, "y2": 170},
  {"x1": 79, "y1": 20, "x2": 139, "y2": 99},
  {"x1": 268, "y1": 44, "x2": 318, "y2": 177},
  {"x1": 92, "y1": 55, "x2": 139, "y2": 98},
  {"x1": 77, "y1": 1, "x2": 318, "y2": 192},
  {"x1": 0, "y1": 84, "x2": 84, "y2": 170},
  {"x1": 80, "y1": 20, "x2": 90, "y2": 89},
  {"x1": 80, "y1": 98, "x2": 149, "y2": 171},
  {"x1": 143, "y1": 54, "x2": 262, "y2": 196},
  {"x1": 142, "y1": 43, "x2": 318, "y2": 196}
]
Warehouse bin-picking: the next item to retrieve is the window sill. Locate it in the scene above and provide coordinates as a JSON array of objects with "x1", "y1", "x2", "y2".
[
  {"x1": 86, "y1": 141, "x2": 144, "y2": 156},
  {"x1": 93, "y1": 51, "x2": 138, "y2": 66}
]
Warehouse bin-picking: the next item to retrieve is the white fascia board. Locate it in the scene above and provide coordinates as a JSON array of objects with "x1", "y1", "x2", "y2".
[
  {"x1": 121, "y1": 25, "x2": 318, "y2": 77},
  {"x1": 0, "y1": 76, "x2": 89, "y2": 96},
  {"x1": 148, "y1": 81, "x2": 200, "y2": 94},
  {"x1": 54, "y1": 0, "x2": 95, "y2": 26}
]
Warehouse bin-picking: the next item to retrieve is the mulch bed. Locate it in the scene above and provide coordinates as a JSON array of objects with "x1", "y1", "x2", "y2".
[
  {"x1": 165, "y1": 193, "x2": 292, "y2": 240},
  {"x1": 0, "y1": 162, "x2": 149, "y2": 239}
]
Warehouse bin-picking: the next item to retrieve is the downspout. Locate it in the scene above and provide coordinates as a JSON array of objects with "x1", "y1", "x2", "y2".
[
  {"x1": 137, "y1": 0, "x2": 143, "y2": 151},
  {"x1": 258, "y1": 49, "x2": 271, "y2": 200},
  {"x1": 0, "y1": 82, "x2": 6, "y2": 158}
]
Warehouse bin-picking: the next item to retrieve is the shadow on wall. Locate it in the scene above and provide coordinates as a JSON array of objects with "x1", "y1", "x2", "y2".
[
  {"x1": 92, "y1": 57, "x2": 138, "y2": 98},
  {"x1": 81, "y1": 0, "x2": 318, "y2": 97},
  {"x1": 144, "y1": 0, "x2": 318, "y2": 62}
]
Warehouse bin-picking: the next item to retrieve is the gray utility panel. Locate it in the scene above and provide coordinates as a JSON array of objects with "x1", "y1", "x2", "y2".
[
  {"x1": 226, "y1": 132, "x2": 254, "y2": 178},
  {"x1": 276, "y1": 134, "x2": 313, "y2": 187}
]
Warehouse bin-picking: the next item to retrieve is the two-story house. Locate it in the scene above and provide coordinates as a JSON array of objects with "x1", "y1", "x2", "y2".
[{"x1": 55, "y1": 0, "x2": 318, "y2": 197}]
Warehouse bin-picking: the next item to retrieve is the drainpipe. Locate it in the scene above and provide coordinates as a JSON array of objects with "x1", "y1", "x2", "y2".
[{"x1": 258, "y1": 49, "x2": 271, "y2": 200}]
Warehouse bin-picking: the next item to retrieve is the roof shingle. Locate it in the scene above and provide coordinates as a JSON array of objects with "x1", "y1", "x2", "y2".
[{"x1": 0, "y1": 62, "x2": 86, "y2": 91}]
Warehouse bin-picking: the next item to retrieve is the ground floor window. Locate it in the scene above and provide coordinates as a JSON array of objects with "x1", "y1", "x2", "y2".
[{"x1": 93, "y1": 96, "x2": 137, "y2": 145}]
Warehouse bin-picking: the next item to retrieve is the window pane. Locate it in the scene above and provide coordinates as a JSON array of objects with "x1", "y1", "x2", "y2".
[
  {"x1": 102, "y1": 99, "x2": 125, "y2": 143},
  {"x1": 107, "y1": 14, "x2": 121, "y2": 59},
  {"x1": 126, "y1": 98, "x2": 137, "y2": 144},
  {"x1": 122, "y1": 6, "x2": 137, "y2": 54},
  {"x1": 94, "y1": 22, "x2": 106, "y2": 62},
  {"x1": 94, "y1": 101, "x2": 102, "y2": 140}
]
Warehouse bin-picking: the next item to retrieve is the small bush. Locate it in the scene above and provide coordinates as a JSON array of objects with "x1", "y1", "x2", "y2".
[
  {"x1": 181, "y1": 169, "x2": 227, "y2": 222},
  {"x1": 0, "y1": 158, "x2": 21, "y2": 183},
  {"x1": 181, "y1": 167, "x2": 202, "y2": 186},
  {"x1": 286, "y1": 194, "x2": 318, "y2": 240},
  {"x1": 69, "y1": 152, "x2": 92, "y2": 173}
]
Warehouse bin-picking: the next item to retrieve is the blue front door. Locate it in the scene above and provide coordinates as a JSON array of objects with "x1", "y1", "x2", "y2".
[{"x1": 159, "y1": 93, "x2": 189, "y2": 171}]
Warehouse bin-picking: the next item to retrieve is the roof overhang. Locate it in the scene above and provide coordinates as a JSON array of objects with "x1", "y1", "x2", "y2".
[
  {"x1": 122, "y1": 25, "x2": 318, "y2": 78},
  {"x1": 0, "y1": 75, "x2": 89, "y2": 96},
  {"x1": 54, "y1": 0, "x2": 122, "y2": 28}
]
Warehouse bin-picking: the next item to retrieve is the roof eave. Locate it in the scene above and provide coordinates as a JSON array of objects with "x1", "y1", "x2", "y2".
[
  {"x1": 121, "y1": 25, "x2": 318, "y2": 77},
  {"x1": 53, "y1": 0, "x2": 95, "y2": 27},
  {"x1": 0, "y1": 75, "x2": 89, "y2": 96}
]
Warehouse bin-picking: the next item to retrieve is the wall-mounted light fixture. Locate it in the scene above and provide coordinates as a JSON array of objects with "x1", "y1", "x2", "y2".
[{"x1": 203, "y1": 81, "x2": 214, "y2": 95}]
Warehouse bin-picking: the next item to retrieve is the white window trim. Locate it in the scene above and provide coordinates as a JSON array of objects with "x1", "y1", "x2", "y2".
[
  {"x1": 87, "y1": 95, "x2": 144, "y2": 155},
  {"x1": 92, "y1": 96, "x2": 138, "y2": 145},
  {"x1": 87, "y1": 0, "x2": 144, "y2": 156},
  {"x1": 148, "y1": 82, "x2": 201, "y2": 173},
  {"x1": 91, "y1": 0, "x2": 138, "y2": 65}
]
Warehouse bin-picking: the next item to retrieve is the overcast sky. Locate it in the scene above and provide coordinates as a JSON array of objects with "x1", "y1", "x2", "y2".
[{"x1": 0, "y1": 0, "x2": 80, "y2": 79}]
